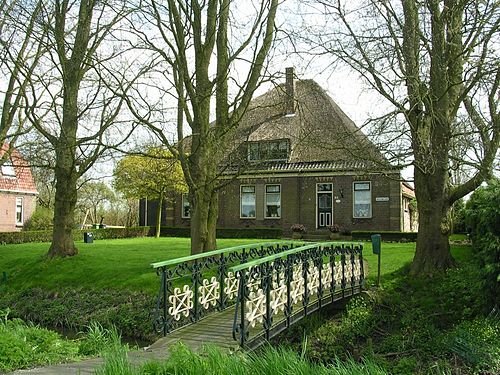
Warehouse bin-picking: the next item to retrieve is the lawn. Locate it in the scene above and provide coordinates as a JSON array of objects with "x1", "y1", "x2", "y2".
[
  {"x1": 0, "y1": 237, "x2": 261, "y2": 294},
  {"x1": 0, "y1": 237, "x2": 470, "y2": 294}
]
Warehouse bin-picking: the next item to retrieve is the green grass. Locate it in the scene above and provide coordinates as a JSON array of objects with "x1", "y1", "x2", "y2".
[
  {"x1": 0, "y1": 237, "x2": 261, "y2": 294},
  {"x1": 0, "y1": 308, "x2": 126, "y2": 372},
  {"x1": 95, "y1": 343, "x2": 388, "y2": 375},
  {"x1": 0, "y1": 237, "x2": 470, "y2": 294}
]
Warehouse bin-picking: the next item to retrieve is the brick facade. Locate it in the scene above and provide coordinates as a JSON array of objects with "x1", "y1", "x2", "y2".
[
  {"x1": 0, "y1": 193, "x2": 37, "y2": 231},
  {"x1": 139, "y1": 71, "x2": 418, "y2": 234},
  {"x1": 1, "y1": 144, "x2": 39, "y2": 231},
  {"x1": 169, "y1": 172, "x2": 405, "y2": 234}
]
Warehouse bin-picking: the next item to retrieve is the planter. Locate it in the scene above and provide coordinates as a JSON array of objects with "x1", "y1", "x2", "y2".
[
  {"x1": 329, "y1": 232, "x2": 341, "y2": 240},
  {"x1": 292, "y1": 231, "x2": 304, "y2": 239}
]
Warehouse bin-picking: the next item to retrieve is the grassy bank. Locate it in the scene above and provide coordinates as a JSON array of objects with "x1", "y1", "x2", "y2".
[{"x1": 278, "y1": 245, "x2": 500, "y2": 374}]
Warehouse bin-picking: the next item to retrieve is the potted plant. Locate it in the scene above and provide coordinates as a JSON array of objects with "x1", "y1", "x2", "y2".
[
  {"x1": 291, "y1": 224, "x2": 306, "y2": 239},
  {"x1": 327, "y1": 224, "x2": 342, "y2": 240}
]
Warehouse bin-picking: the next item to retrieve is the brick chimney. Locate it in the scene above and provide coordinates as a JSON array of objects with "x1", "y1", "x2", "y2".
[{"x1": 285, "y1": 67, "x2": 295, "y2": 115}]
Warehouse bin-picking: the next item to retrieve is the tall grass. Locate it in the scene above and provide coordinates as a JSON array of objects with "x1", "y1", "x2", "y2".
[{"x1": 95, "y1": 344, "x2": 387, "y2": 375}]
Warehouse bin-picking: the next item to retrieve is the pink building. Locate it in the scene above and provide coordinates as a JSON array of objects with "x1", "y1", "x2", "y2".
[{"x1": 0, "y1": 144, "x2": 38, "y2": 231}]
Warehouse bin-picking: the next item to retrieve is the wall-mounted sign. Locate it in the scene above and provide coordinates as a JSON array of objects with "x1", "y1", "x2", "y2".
[{"x1": 376, "y1": 197, "x2": 390, "y2": 202}]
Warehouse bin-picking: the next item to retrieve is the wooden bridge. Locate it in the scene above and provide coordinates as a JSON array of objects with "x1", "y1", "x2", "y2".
[{"x1": 150, "y1": 241, "x2": 365, "y2": 350}]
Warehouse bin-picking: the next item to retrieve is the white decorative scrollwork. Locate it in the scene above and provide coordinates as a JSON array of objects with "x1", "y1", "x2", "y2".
[
  {"x1": 224, "y1": 272, "x2": 239, "y2": 300},
  {"x1": 198, "y1": 277, "x2": 220, "y2": 309},
  {"x1": 334, "y1": 265, "x2": 343, "y2": 285},
  {"x1": 270, "y1": 280, "x2": 287, "y2": 315},
  {"x1": 321, "y1": 263, "x2": 332, "y2": 287},
  {"x1": 290, "y1": 265, "x2": 304, "y2": 304},
  {"x1": 245, "y1": 289, "x2": 266, "y2": 327},
  {"x1": 168, "y1": 285, "x2": 194, "y2": 321},
  {"x1": 308, "y1": 264, "x2": 320, "y2": 296}
]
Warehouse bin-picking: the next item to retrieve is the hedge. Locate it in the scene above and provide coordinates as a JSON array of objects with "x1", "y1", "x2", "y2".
[
  {"x1": 151, "y1": 226, "x2": 283, "y2": 239},
  {"x1": 0, "y1": 226, "x2": 150, "y2": 245},
  {"x1": 351, "y1": 230, "x2": 418, "y2": 242}
]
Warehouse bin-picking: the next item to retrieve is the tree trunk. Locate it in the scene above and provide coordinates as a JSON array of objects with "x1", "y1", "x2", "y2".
[
  {"x1": 48, "y1": 158, "x2": 78, "y2": 258},
  {"x1": 47, "y1": 58, "x2": 81, "y2": 257},
  {"x1": 410, "y1": 169, "x2": 455, "y2": 275},
  {"x1": 155, "y1": 192, "x2": 163, "y2": 238},
  {"x1": 190, "y1": 186, "x2": 218, "y2": 254},
  {"x1": 206, "y1": 189, "x2": 218, "y2": 250}
]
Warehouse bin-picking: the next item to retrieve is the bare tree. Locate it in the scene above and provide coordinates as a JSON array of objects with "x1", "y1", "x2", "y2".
[
  {"x1": 0, "y1": 0, "x2": 47, "y2": 162},
  {"x1": 298, "y1": 0, "x2": 499, "y2": 274},
  {"x1": 126, "y1": 0, "x2": 279, "y2": 254},
  {"x1": 25, "y1": 0, "x2": 140, "y2": 257}
]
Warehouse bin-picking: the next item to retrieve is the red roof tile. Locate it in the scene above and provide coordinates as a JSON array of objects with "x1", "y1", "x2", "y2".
[{"x1": 0, "y1": 143, "x2": 38, "y2": 194}]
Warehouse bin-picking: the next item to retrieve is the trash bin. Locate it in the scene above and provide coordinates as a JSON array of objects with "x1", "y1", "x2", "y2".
[
  {"x1": 84, "y1": 232, "x2": 94, "y2": 243},
  {"x1": 99, "y1": 224, "x2": 106, "y2": 229}
]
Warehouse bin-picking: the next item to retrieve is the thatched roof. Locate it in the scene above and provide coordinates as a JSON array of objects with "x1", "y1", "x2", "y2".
[{"x1": 227, "y1": 78, "x2": 392, "y2": 172}]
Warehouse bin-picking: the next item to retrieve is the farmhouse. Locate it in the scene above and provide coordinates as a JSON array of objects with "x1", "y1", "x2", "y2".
[
  {"x1": 140, "y1": 69, "x2": 416, "y2": 236},
  {"x1": 0, "y1": 144, "x2": 38, "y2": 231}
]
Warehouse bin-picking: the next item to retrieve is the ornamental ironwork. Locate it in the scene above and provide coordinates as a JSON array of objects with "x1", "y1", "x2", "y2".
[
  {"x1": 231, "y1": 242, "x2": 364, "y2": 346},
  {"x1": 151, "y1": 242, "x2": 300, "y2": 335}
]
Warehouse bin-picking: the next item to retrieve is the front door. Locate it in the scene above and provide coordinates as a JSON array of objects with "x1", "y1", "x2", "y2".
[{"x1": 317, "y1": 183, "x2": 333, "y2": 228}]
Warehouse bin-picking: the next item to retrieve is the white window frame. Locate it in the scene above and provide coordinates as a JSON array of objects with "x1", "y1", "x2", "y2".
[
  {"x1": 247, "y1": 139, "x2": 289, "y2": 162},
  {"x1": 1, "y1": 161, "x2": 16, "y2": 177},
  {"x1": 15, "y1": 197, "x2": 23, "y2": 225},
  {"x1": 240, "y1": 185, "x2": 256, "y2": 219},
  {"x1": 264, "y1": 184, "x2": 281, "y2": 219},
  {"x1": 181, "y1": 194, "x2": 190, "y2": 218},
  {"x1": 353, "y1": 181, "x2": 372, "y2": 219}
]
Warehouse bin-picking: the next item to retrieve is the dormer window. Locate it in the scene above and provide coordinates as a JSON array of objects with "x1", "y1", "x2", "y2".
[
  {"x1": 1, "y1": 160, "x2": 16, "y2": 177},
  {"x1": 248, "y1": 139, "x2": 289, "y2": 162}
]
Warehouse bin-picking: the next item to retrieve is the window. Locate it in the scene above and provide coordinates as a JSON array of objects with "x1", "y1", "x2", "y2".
[
  {"x1": 240, "y1": 186, "x2": 256, "y2": 218},
  {"x1": 353, "y1": 182, "x2": 371, "y2": 218},
  {"x1": 248, "y1": 140, "x2": 289, "y2": 162},
  {"x1": 15, "y1": 198, "x2": 23, "y2": 225},
  {"x1": 181, "y1": 194, "x2": 190, "y2": 218},
  {"x1": 265, "y1": 185, "x2": 281, "y2": 218},
  {"x1": 317, "y1": 183, "x2": 333, "y2": 192},
  {"x1": 1, "y1": 160, "x2": 16, "y2": 177}
]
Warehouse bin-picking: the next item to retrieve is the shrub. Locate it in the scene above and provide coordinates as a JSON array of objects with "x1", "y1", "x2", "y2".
[
  {"x1": 464, "y1": 178, "x2": 500, "y2": 308},
  {"x1": 327, "y1": 224, "x2": 341, "y2": 233},
  {"x1": 152, "y1": 226, "x2": 283, "y2": 239},
  {"x1": 0, "y1": 226, "x2": 150, "y2": 245},
  {"x1": 23, "y1": 206, "x2": 54, "y2": 231},
  {"x1": 351, "y1": 231, "x2": 418, "y2": 242},
  {"x1": 291, "y1": 224, "x2": 306, "y2": 233}
]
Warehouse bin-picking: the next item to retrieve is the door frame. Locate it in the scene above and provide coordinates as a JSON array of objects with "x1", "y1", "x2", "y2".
[{"x1": 316, "y1": 183, "x2": 333, "y2": 229}]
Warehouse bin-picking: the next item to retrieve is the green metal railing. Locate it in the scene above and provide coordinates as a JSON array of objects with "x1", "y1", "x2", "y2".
[
  {"x1": 151, "y1": 241, "x2": 306, "y2": 335},
  {"x1": 230, "y1": 242, "x2": 365, "y2": 347}
]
